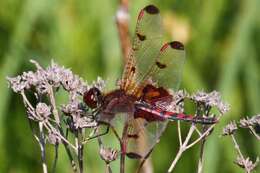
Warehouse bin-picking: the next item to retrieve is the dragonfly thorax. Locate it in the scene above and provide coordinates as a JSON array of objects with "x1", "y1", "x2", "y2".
[
  {"x1": 102, "y1": 89, "x2": 137, "y2": 114},
  {"x1": 97, "y1": 89, "x2": 138, "y2": 124}
]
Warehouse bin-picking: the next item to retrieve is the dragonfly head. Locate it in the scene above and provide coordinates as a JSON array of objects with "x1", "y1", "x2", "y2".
[{"x1": 83, "y1": 87, "x2": 102, "y2": 109}]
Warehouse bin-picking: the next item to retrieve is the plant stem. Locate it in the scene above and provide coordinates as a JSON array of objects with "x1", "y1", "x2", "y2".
[
  {"x1": 48, "y1": 85, "x2": 79, "y2": 172},
  {"x1": 177, "y1": 121, "x2": 182, "y2": 146},
  {"x1": 120, "y1": 142, "x2": 126, "y2": 173},
  {"x1": 78, "y1": 144, "x2": 84, "y2": 173},
  {"x1": 51, "y1": 124, "x2": 77, "y2": 173},
  {"x1": 168, "y1": 125, "x2": 195, "y2": 173},
  {"x1": 120, "y1": 123, "x2": 129, "y2": 173},
  {"x1": 39, "y1": 122, "x2": 48, "y2": 173},
  {"x1": 185, "y1": 124, "x2": 216, "y2": 149},
  {"x1": 248, "y1": 126, "x2": 260, "y2": 140},
  {"x1": 21, "y1": 92, "x2": 48, "y2": 173},
  {"x1": 48, "y1": 86, "x2": 60, "y2": 124},
  {"x1": 106, "y1": 163, "x2": 112, "y2": 173},
  {"x1": 197, "y1": 135, "x2": 206, "y2": 173},
  {"x1": 76, "y1": 130, "x2": 84, "y2": 173},
  {"x1": 231, "y1": 134, "x2": 250, "y2": 173},
  {"x1": 167, "y1": 146, "x2": 184, "y2": 173},
  {"x1": 51, "y1": 144, "x2": 59, "y2": 173},
  {"x1": 44, "y1": 122, "x2": 77, "y2": 151},
  {"x1": 116, "y1": 0, "x2": 130, "y2": 63}
]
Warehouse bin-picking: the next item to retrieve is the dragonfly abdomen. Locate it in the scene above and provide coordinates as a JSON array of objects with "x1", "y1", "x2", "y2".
[
  {"x1": 167, "y1": 113, "x2": 217, "y2": 124},
  {"x1": 134, "y1": 102, "x2": 166, "y2": 122},
  {"x1": 134, "y1": 102, "x2": 217, "y2": 124}
]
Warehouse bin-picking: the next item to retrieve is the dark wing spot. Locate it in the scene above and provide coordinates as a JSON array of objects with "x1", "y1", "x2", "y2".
[
  {"x1": 127, "y1": 134, "x2": 139, "y2": 139},
  {"x1": 136, "y1": 33, "x2": 146, "y2": 41},
  {"x1": 144, "y1": 5, "x2": 159, "y2": 14},
  {"x1": 156, "y1": 61, "x2": 167, "y2": 69},
  {"x1": 126, "y1": 152, "x2": 143, "y2": 159},
  {"x1": 169, "y1": 41, "x2": 184, "y2": 50},
  {"x1": 130, "y1": 66, "x2": 136, "y2": 73}
]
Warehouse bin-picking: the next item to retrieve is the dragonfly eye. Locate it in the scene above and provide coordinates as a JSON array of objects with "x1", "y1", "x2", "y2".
[{"x1": 83, "y1": 87, "x2": 102, "y2": 109}]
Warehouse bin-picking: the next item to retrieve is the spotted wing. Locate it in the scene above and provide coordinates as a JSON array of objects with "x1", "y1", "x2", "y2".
[
  {"x1": 125, "y1": 43, "x2": 185, "y2": 159},
  {"x1": 133, "y1": 41, "x2": 185, "y2": 94},
  {"x1": 126, "y1": 85, "x2": 172, "y2": 159},
  {"x1": 121, "y1": 5, "x2": 163, "y2": 92},
  {"x1": 153, "y1": 42, "x2": 185, "y2": 90},
  {"x1": 120, "y1": 5, "x2": 185, "y2": 160},
  {"x1": 126, "y1": 118, "x2": 167, "y2": 159}
]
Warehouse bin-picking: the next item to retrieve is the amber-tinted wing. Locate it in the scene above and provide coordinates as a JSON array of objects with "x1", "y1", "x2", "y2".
[
  {"x1": 133, "y1": 41, "x2": 185, "y2": 94},
  {"x1": 121, "y1": 5, "x2": 163, "y2": 92}
]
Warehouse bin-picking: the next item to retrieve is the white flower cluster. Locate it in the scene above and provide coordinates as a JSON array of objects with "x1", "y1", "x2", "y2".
[
  {"x1": 190, "y1": 90, "x2": 230, "y2": 114},
  {"x1": 222, "y1": 121, "x2": 238, "y2": 136},
  {"x1": 7, "y1": 60, "x2": 88, "y2": 94}
]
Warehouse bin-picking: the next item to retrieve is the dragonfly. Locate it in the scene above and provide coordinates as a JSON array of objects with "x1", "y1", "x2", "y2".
[{"x1": 83, "y1": 4, "x2": 217, "y2": 160}]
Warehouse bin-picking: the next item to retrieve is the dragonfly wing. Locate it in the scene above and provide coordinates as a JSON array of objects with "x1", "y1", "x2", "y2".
[
  {"x1": 120, "y1": 5, "x2": 186, "y2": 159},
  {"x1": 137, "y1": 41, "x2": 185, "y2": 92},
  {"x1": 121, "y1": 5, "x2": 163, "y2": 92},
  {"x1": 126, "y1": 118, "x2": 167, "y2": 159},
  {"x1": 153, "y1": 41, "x2": 185, "y2": 90},
  {"x1": 126, "y1": 84, "x2": 174, "y2": 159}
]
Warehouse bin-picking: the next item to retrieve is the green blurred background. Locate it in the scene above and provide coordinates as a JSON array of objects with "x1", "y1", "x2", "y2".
[{"x1": 0, "y1": 0, "x2": 259, "y2": 172}]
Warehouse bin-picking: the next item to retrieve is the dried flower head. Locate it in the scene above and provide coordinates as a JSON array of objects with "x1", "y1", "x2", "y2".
[
  {"x1": 234, "y1": 156, "x2": 259, "y2": 172},
  {"x1": 217, "y1": 101, "x2": 230, "y2": 114},
  {"x1": 99, "y1": 146, "x2": 118, "y2": 163},
  {"x1": 92, "y1": 76, "x2": 105, "y2": 91},
  {"x1": 173, "y1": 89, "x2": 188, "y2": 102},
  {"x1": 7, "y1": 75, "x2": 29, "y2": 93},
  {"x1": 190, "y1": 90, "x2": 230, "y2": 114},
  {"x1": 251, "y1": 114, "x2": 260, "y2": 126},
  {"x1": 7, "y1": 60, "x2": 89, "y2": 95},
  {"x1": 61, "y1": 100, "x2": 83, "y2": 117},
  {"x1": 240, "y1": 115, "x2": 260, "y2": 128},
  {"x1": 157, "y1": 90, "x2": 188, "y2": 113},
  {"x1": 240, "y1": 117, "x2": 254, "y2": 128},
  {"x1": 74, "y1": 116, "x2": 97, "y2": 129},
  {"x1": 222, "y1": 121, "x2": 238, "y2": 136},
  {"x1": 36, "y1": 102, "x2": 51, "y2": 119},
  {"x1": 61, "y1": 99, "x2": 97, "y2": 130},
  {"x1": 47, "y1": 131, "x2": 62, "y2": 145}
]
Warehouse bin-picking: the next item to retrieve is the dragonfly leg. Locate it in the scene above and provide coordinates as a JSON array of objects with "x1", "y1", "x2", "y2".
[{"x1": 84, "y1": 125, "x2": 110, "y2": 142}]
